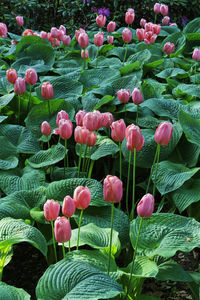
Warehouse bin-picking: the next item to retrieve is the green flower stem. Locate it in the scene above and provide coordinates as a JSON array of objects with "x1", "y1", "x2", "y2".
[
  {"x1": 18, "y1": 95, "x2": 21, "y2": 124},
  {"x1": 118, "y1": 142, "x2": 122, "y2": 210},
  {"x1": 136, "y1": 104, "x2": 139, "y2": 125},
  {"x1": 123, "y1": 43, "x2": 128, "y2": 65},
  {"x1": 78, "y1": 143, "x2": 83, "y2": 178},
  {"x1": 107, "y1": 203, "x2": 114, "y2": 275},
  {"x1": 77, "y1": 209, "x2": 83, "y2": 250},
  {"x1": 146, "y1": 145, "x2": 159, "y2": 194},
  {"x1": 88, "y1": 159, "x2": 94, "y2": 179},
  {"x1": 126, "y1": 150, "x2": 132, "y2": 216},
  {"x1": 154, "y1": 14, "x2": 157, "y2": 24},
  {"x1": 68, "y1": 217, "x2": 71, "y2": 253},
  {"x1": 96, "y1": 47, "x2": 99, "y2": 68},
  {"x1": 153, "y1": 143, "x2": 161, "y2": 197},
  {"x1": 48, "y1": 99, "x2": 51, "y2": 115},
  {"x1": 0, "y1": 245, "x2": 10, "y2": 281},
  {"x1": 126, "y1": 217, "x2": 144, "y2": 299},
  {"x1": 51, "y1": 220, "x2": 57, "y2": 263},
  {"x1": 195, "y1": 64, "x2": 197, "y2": 84},
  {"x1": 47, "y1": 139, "x2": 50, "y2": 149},
  {"x1": 130, "y1": 148, "x2": 136, "y2": 220},
  {"x1": 82, "y1": 143, "x2": 88, "y2": 173},
  {"x1": 64, "y1": 139, "x2": 68, "y2": 177},
  {"x1": 28, "y1": 85, "x2": 32, "y2": 112},
  {"x1": 62, "y1": 243, "x2": 66, "y2": 259}
]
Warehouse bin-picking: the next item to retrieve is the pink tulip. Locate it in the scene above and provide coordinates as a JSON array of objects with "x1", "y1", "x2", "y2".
[
  {"x1": 14, "y1": 77, "x2": 26, "y2": 95},
  {"x1": 94, "y1": 32, "x2": 104, "y2": 47},
  {"x1": 62, "y1": 196, "x2": 76, "y2": 217},
  {"x1": 140, "y1": 18, "x2": 146, "y2": 28},
  {"x1": 16, "y1": 16, "x2": 24, "y2": 26},
  {"x1": 111, "y1": 119, "x2": 126, "y2": 142},
  {"x1": 25, "y1": 68, "x2": 38, "y2": 85},
  {"x1": 59, "y1": 119, "x2": 73, "y2": 140},
  {"x1": 152, "y1": 24, "x2": 161, "y2": 35},
  {"x1": 96, "y1": 15, "x2": 106, "y2": 27},
  {"x1": 73, "y1": 186, "x2": 91, "y2": 210},
  {"x1": 74, "y1": 126, "x2": 89, "y2": 144},
  {"x1": 145, "y1": 22, "x2": 153, "y2": 32},
  {"x1": 162, "y1": 16, "x2": 170, "y2": 25},
  {"x1": 192, "y1": 48, "x2": 200, "y2": 61},
  {"x1": 54, "y1": 39, "x2": 60, "y2": 47},
  {"x1": 81, "y1": 49, "x2": 89, "y2": 59},
  {"x1": 117, "y1": 89, "x2": 131, "y2": 103},
  {"x1": 59, "y1": 25, "x2": 66, "y2": 34},
  {"x1": 44, "y1": 199, "x2": 60, "y2": 221},
  {"x1": 41, "y1": 121, "x2": 51, "y2": 136},
  {"x1": 126, "y1": 124, "x2": 145, "y2": 152},
  {"x1": 40, "y1": 31, "x2": 48, "y2": 40},
  {"x1": 137, "y1": 194, "x2": 154, "y2": 218},
  {"x1": 154, "y1": 3, "x2": 161, "y2": 14},
  {"x1": 122, "y1": 28, "x2": 132, "y2": 43},
  {"x1": 132, "y1": 88, "x2": 143, "y2": 105},
  {"x1": 125, "y1": 11, "x2": 135, "y2": 25},
  {"x1": 107, "y1": 21, "x2": 116, "y2": 33},
  {"x1": 50, "y1": 27, "x2": 58, "y2": 38},
  {"x1": 154, "y1": 121, "x2": 173, "y2": 146},
  {"x1": 41, "y1": 82, "x2": 53, "y2": 99},
  {"x1": 0, "y1": 23, "x2": 8, "y2": 37},
  {"x1": 87, "y1": 131, "x2": 96, "y2": 146},
  {"x1": 63, "y1": 35, "x2": 71, "y2": 46},
  {"x1": 6, "y1": 69, "x2": 18, "y2": 84},
  {"x1": 163, "y1": 42, "x2": 175, "y2": 55},
  {"x1": 103, "y1": 175, "x2": 123, "y2": 203},
  {"x1": 75, "y1": 28, "x2": 86, "y2": 41},
  {"x1": 11, "y1": 40, "x2": 17, "y2": 45},
  {"x1": 54, "y1": 217, "x2": 71, "y2": 243},
  {"x1": 144, "y1": 31, "x2": 157, "y2": 45},
  {"x1": 107, "y1": 36, "x2": 114, "y2": 44},
  {"x1": 169, "y1": 23, "x2": 177, "y2": 27},
  {"x1": 83, "y1": 111, "x2": 101, "y2": 131},
  {"x1": 136, "y1": 28, "x2": 145, "y2": 41},
  {"x1": 78, "y1": 32, "x2": 89, "y2": 48},
  {"x1": 75, "y1": 110, "x2": 87, "y2": 126},
  {"x1": 56, "y1": 110, "x2": 69, "y2": 127},
  {"x1": 127, "y1": 8, "x2": 135, "y2": 14},
  {"x1": 22, "y1": 29, "x2": 34, "y2": 36},
  {"x1": 100, "y1": 112, "x2": 114, "y2": 128},
  {"x1": 160, "y1": 4, "x2": 168, "y2": 16},
  {"x1": 57, "y1": 30, "x2": 65, "y2": 41}
]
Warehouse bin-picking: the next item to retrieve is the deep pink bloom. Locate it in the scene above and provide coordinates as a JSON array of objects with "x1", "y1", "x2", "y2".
[
  {"x1": 50, "y1": 27, "x2": 58, "y2": 38},
  {"x1": 22, "y1": 29, "x2": 34, "y2": 36},
  {"x1": 132, "y1": 88, "x2": 143, "y2": 105},
  {"x1": 126, "y1": 124, "x2": 145, "y2": 152},
  {"x1": 57, "y1": 29, "x2": 65, "y2": 41},
  {"x1": 14, "y1": 77, "x2": 26, "y2": 95},
  {"x1": 62, "y1": 196, "x2": 76, "y2": 217},
  {"x1": 73, "y1": 186, "x2": 91, "y2": 210},
  {"x1": 62, "y1": 35, "x2": 71, "y2": 46},
  {"x1": 6, "y1": 69, "x2": 18, "y2": 84},
  {"x1": 40, "y1": 31, "x2": 48, "y2": 40},
  {"x1": 125, "y1": 11, "x2": 135, "y2": 25},
  {"x1": 154, "y1": 121, "x2": 173, "y2": 146},
  {"x1": 136, "y1": 28, "x2": 145, "y2": 41},
  {"x1": 44, "y1": 199, "x2": 60, "y2": 221},
  {"x1": 0, "y1": 23, "x2": 8, "y2": 37},
  {"x1": 107, "y1": 36, "x2": 114, "y2": 44},
  {"x1": 127, "y1": 8, "x2": 135, "y2": 14},
  {"x1": 75, "y1": 110, "x2": 87, "y2": 126},
  {"x1": 160, "y1": 4, "x2": 168, "y2": 16},
  {"x1": 152, "y1": 24, "x2": 161, "y2": 35},
  {"x1": 87, "y1": 131, "x2": 96, "y2": 146},
  {"x1": 16, "y1": 16, "x2": 24, "y2": 26},
  {"x1": 140, "y1": 18, "x2": 146, "y2": 28},
  {"x1": 122, "y1": 28, "x2": 132, "y2": 43},
  {"x1": 154, "y1": 3, "x2": 161, "y2": 14},
  {"x1": 74, "y1": 126, "x2": 89, "y2": 144},
  {"x1": 192, "y1": 48, "x2": 200, "y2": 61},
  {"x1": 163, "y1": 42, "x2": 175, "y2": 55},
  {"x1": 59, "y1": 25, "x2": 66, "y2": 34},
  {"x1": 107, "y1": 21, "x2": 116, "y2": 33},
  {"x1": 78, "y1": 32, "x2": 89, "y2": 48},
  {"x1": 41, "y1": 82, "x2": 53, "y2": 99},
  {"x1": 94, "y1": 32, "x2": 104, "y2": 47},
  {"x1": 83, "y1": 111, "x2": 102, "y2": 131},
  {"x1": 75, "y1": 28, "x2": 86, "y2": 41},
  {"x1": 96, "y1": 15, "x2": 106, "y2": 27},
  {"x1": 54, "y1": 39, "x2": 60, "y2": 47},
  {"x1": 56, "y1": 110, "x2": 69, "y2": 127},
  {"x1": 162, "y1": 16, "x2": 170, "y2": 26},
  {"x1": 41, "y1": 121, "x2": 51, "y2": 136},
  {"x1": 137, "y1": 194, "x2": 154, "y2": 218},
  {"x1": 103, "y1": 175, "x2": 123, "y2": 203},
  {"x1": 81, "y1": 49, "x2": 89, "y2": 59},
  {"x1": 144, "y1": 31, "x2": 157, "y2": 45},
  {"x1": 25, "y1": 68, "x2": 38, "y2": 85},
  {"x1": 54, "y1": 217, "x2": 71, "y2": 243},
  {"x1": 59, "y1": 119, "x2": 73, "y2": 140},
  {"x1": 145, "y1": 22, "x2": 153, "y2": 32},
  {"x1": 111, "y1": 119, "x2": 126, "y2": 142},
  {"x1": 117, "y1": 89, "x2": 131, "y2": 103},
  {"x1": 100, "y1": 112, "x2": 114, "y2": 128}
]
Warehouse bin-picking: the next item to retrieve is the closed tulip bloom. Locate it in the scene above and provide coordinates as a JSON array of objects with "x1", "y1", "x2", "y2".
[
  {"x1": 127, "y1": 8, "x2": 135, "y2": 14},
  {"x1": 107, "y1": 21, "x2": 116, "y2": 33},
  {"x1": 16, "y1": 16, "x2": 24, "y2": 26},
  {"x1": 75, "y1": 28, "x2": 86, "y2": 41},
  {"x1": 192, "y1": 48, "x2": 200, "y2": 61},
  {"x1": 132, "y1": 88, "x2": 143, "y2": 105},
  {"x1": 56, "y1": 110, "x2": 69, "y2": 127},
  {"x1": 41, "y1": 82, "x2": 53, "y2": 99},
  {"x1": 40, "y1": 31, "x2": 48, "y2": 39},
  {"x1": 78, "y1": 32, "x2": 89, "y2": 48},
  {"x1": 162, "y1": 16, "x2": 170, "y2": 25},
  {"x1": 22, "y1": 29, "x2": 34, "y2": 36},
  {"x1": 117, "y1": 89, "x2": 131, "y2": 103},
  {"x1": 83, "y1": 111, "x2": 101, "y2": 131},
  {"x1": 154, "y1": 121, "x2": 173, "y2": 146},
  {"x1": 144, "y1": 31, "x2": 157, "y2": 45},
  {"x1": 94, "y1": 32, "x2": 104, "y2": 47},
  {"x1": 145, "y1": 22, "x2": 153, "y2": 32},
  {"x1": 152, "y1": 24, "x2": 161, "y2": 35},
  {"x1": 63, "y1": 35, "x2": 71, "y2": 46},
  {"x1": 59, "y1": 25, "x2": 66, "y2": 34},
  {"x1": 107, "y1": 36, "x2": 114, "y2": 44},
  {"x1": 81, "y1": 49, "x2": 89, "y2": 59},
  {"x1": 100, "y1": 112, "x2": 114, "y2": 128},
  {"x1": 54, "y1": 217, "x2": 71, "y2": 243},
  {"x1": 25, "y1": 68, "x2": 38, "y2": 85},
  {"x1": 169, "y1": 23, "x2": 177, "y2": 27},
  {"x1": 57, "y1": 29, "x2": 65, "y2": 41},
  {"x1": 62, "y1": 196, "x2": 76, "y2": 217},
  {"x1": 41, "y1": 121, "x2": 51, "y2": 136},
  {"x1": 87, "y1": 131, "x2": 96, "y2": 146},
  {"x1": 122, "y1": 28, "x2": 132, "y2": 43},
  {"x1": 163, "y1": 42, "x2": 175, "y2": 55},
  {"x1": 126, "y1": 124, "x2": 145, "y2": 152},
  {"x1": 6, "y1": 68, "x2": 18, "y2": 84},
  {"x1": 75, "y1": 110, "x2": 87, "y2": 126},
  {"x1": 50, "y1": 27, "x2": 58, "y2": 38},
  {"x1": 96, "y1": 15, "x2": 106, "y2": 27},
  {"x1": 136, "y1": 28, "x2": 145, "y2": 41},
  {"x1": 73, "y1": 186, "x2": 91, "y2": 210},
  {"x1": 137, "y1": 194, "x2": 154, "y2": 218},
  {"x1": 54, "y1": 39, "x2": 60, "y2": 47},
  {"x1": 160, "y1": 4, "x2": 168, "y2": 16},
  {"x1": 111, "y1": 119, "x2": 126, "y2": 142},
  {"x1": 125, "y1": 11, "x2": 135, "y2": 25},
  {"x1": 154, "y1": 3, "x2": 161, "y2": 14},
  {"x1": 140, "y1": 18, "x2": 146, "y2": 28},
  {"x1": 14, "y1": 77, "x2": 26, "y2": 95},
  {"x1": 0, "y1": 23, "x2": 8, "y2": 37},
  {"x1": 74, "y1": 126, "x2": 89, "y2": 144},
  {"x1": 44, "y1": 199, "x2": 60, "y2": 221},
  {"x1": 103, "y1": 175, "x2": 123, "y2": 203},
  {"x1": 59, "y1": 119, "x2": 73, "y2": 140}
]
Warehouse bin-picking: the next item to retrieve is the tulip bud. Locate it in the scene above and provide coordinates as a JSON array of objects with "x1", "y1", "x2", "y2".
[
  {"x1": 0, "y1": 23, "x2": 8, "y2": 37},
  {"x1": 74, "y1": 126, "x2": 89, "y2": 144},
  {"x1": 154, "y1": 3, "x2": 161, "y2": 14},
  {"x1": 103, "y1": 175, "x2": 123, "y2": 203},
  {"x1": 41, "y1": 121, "x2": 51, "y2": 136},
  {"x1": 125, "y1": 11, "x2": 135, "y2": 25},
  {"x1": 94, "y1": 32, "x2": 104, "y2": 47},
  {"x1": 127, "y1": 8, "x2": 135, "y2": 14},
  {"x1": 78, "y1": 32, "x2": 89, "y2": 48},
  {"x1": 145, "y1": 22, "x2": 153, "y2": 32},
  {"x1": 41, "y1": 82, "x2": 53, "y2": 99},
  {"x1": 136, "y1": 28, "x2": 145, "y2": 41},
  {"x1": 44, "y1": 199, "x2": 60, "y2": 221},
  {"x1": 144, "y1": 31, "x2": 157, "y2": 45},
  {"x1": 59, "y1": 25, "x2": 66, "y2": 34},
  {"x1": 117, "y1": 89, "x2": 131, "y2": 103},
  {"x1": 57, "y1": 29, "x2": 65, "y2": 41},
  {"x1": 25, "y1": 68, "x2": 38, "y2": 85},
  {"x1": 56, "y1": 110, "x2": 69, "y2": 127},
  {"x1": 54, "y1": 39, "x2": 60, "y2": 47},
  {"x1": 111, "y1": 119, "x2": 126, "y2": 142},
  {"x1": 14, "y1": 77, "x2": 26, "y2": 95},
  {"x1": 169, "y1": 23, "x2": 177, "y2": 27},
  {"x1": 137, "y1": 194, "x2": 154, "y2": 218},
  {"x1": 163, "y1": 42, "x2": 175, "y2": 55},
  {"x1": 40, "y1": 31, "x2": 48, "y2": 39},
  {"x1": 107, "y1": 21, "x2": 116, "y2": 33},
  {"x1": 126, "y1": 124, "x2": 145, "y2": 152},
  {"x1": 100, "y1": 112, "x2": 114, "y2": 128},
  {"x1": 140, "y1": 18, "x2": 146, "y2": 28},
  {"x1": 87, "y1": 131, "x2": 96, "y2": 146},
  {"x1": 152, "y1": 24, "x2": 161, "y2": 35},
  {"x1": 75, "y1": 110, "x2": 87, "y2": 126},
  {"x1": 6, "y1": 68, "x2": 18, "y2": 84},
  {"x1": 96, "y1": 15, "x2": 106, "y2": 27},
  {"x1": 16, "y1": 16, "x2": 24, "y2": 26},
  {"x1": 62, "y1": 35, "x2": 71, "y2": 46},
  {"x1": 192, "y1": 48, "x2": 200, "y2": 61},
  {"x1": 154, "y1": 121, "x2": 173, "y2": 146},
  {"x1": 75, "y1": 28, "x2": 86, "y2": 41},
  {"x1": 62, "y1": 196, "x2": 76, "y2": 217},
  {"x1": 122, "y1": 28, "x2": 132, "y2": 43},
  {"x1": 59, "y1": 119, "x2": 73, "y2": 140},
  {"x1": 132, "y1": 88, "x2": 143, "y2": 105},
  {"x1": 83, "y1": 111, "x2": 101, "y2": 131},
  {"x1": 50, "y1": 27, "x2": 58, "y2": 38},
  {"x1": 160, "y1": 4, "x2": 168, "y2": 16},
  {"x1": 107, "y1": 36, "x2": 114, "y2": 44},
  {"x1": 22, "y1": 29, "x2": 34, "y2": 36},
  {"x1": 54, "y1": 217, "x2": 71, "y2": 243},
  {"x1": 81, "y1": 49, "x2": 89, "y2": 59},
  {"x1": 73, "y1": 186, "x2": 91, "y2": 210},
  {"x1": 162, "y1": 16, "x2": 170, "y2": 26}
]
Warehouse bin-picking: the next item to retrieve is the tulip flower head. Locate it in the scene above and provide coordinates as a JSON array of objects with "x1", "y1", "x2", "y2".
[
  {"x1": 81, "y1": 49, "x2": 89, "y2": 59},
  {"x1": 62, "y1": 35, "x2": 71, "y2": 46},
  {"x1": 132, "y1": 88, "x2": 143, "y2": 105},
  {"x1": 14, "y1": 77, "x2": 26, "y2": 95},
  {"x1": 6, "y1": 69, "x2": 18, "y2": 84},
  {"x1": 94, "y1": 32, "x2": 104, "y2": 47},
  {"x1": 16, "y1": 16, "x2": 24, "y2": 26},
  {"x1": 154, "y1": 3, "x2": 161, "y2": 14},
  {"x1": 22, "y1": 29, "x2": 34, "y2": 36},
  {"x1": 74, "y1": 126, "x2": 89, "y2": 144},
  {"x1": 111, "y1": 119, "x2": 126, "y2": 142},
  {"x1": 73, "y1": 186, "x2": 91, "y2": 210},
  {"x1": 140, "y1": 18, "x2": 146, "y2": 28},
  {"x1": 78, "y1": 32, "x2": 89, "y2": 48},
  {"x1": 154, "y1": 121, "x2": 173, "y2": 146},
  {"x1": 41, "y1": 82, "x2": 53, "y2": 99},
  {"x1": 126, "y1": 124, "x2": 145, "y2": 152},
  {"x1": 87, "y1": 131, "x2": 96, "y2": 147},
  {"x1": 136, "y1": 29, "x2": 145, "y2": 41},
  {"x1": 54, "y1": 216, "x2": 71, "y2": 243},
  {"x1": 137, "y1": 193, "x2": 154, "y2": 218},
  {"x1": 83, "y1": 111, "x2": 102, "y2": 131},
  {"x1": 122, "y1": 28, "x2": 132, "y2": 43},
  {"x1": 125, "y1": 10, "x2": 135, "y2": 24},
  {"x1": 75, "y1": 110, "x2": 87, "y2": 126},
  {"x1": 50, "y1": 27, "x2": 58, "y2": 38},
  {"x1": 25, "y1": 68, "x2": 38, "y2": 85},
  {"x1": 56, "y1": 110, "x2": 69, "y2": 127},
  {"x1": 103, "y1": 175, "x2": 123, "y2": 203},
  {"x1": 162, "y1": 16, "x2": 170, "y2": 26},
  {"x1": 107, "y1": 36, "x2": 114, "y2": 44},
  {"x1": 41, "y1": 121, "x2": 51, "y2": 136},
  {"x1": 107, "y1": 21, "x2": 116, "y2": 33},
  {"x1": 192, "y1": 48, "x2": 200, "y2": 61},
  {"x1": 96, "y1": 15, "x2": 106, "y2": 27},
  {"x1": 163, "y1": 42, "x2": 175, "y2": 55},
  {"x1": 117, "y1": 89, "x2": 131, "y2": 103},
  {"x1": 62, "y1": 196, "x2": 76, "y2": 217},
  {"x1": 160, "y1": 4, "x2": 168, "y2": 16},
  {"x1": 59, "y1": 25, "x2": 66, "y2": 34},
  {"x1": 75, "y1": 28, "x2": 86, "y2": 41},
  {"x1": 44, "y1": 199, "x2": 60, "y2": 221},
  {"x1": 59, "y1": 119, "x2": 73, "y2": 140},
  {"x1": 0, "y1": 23, "x2": 8, "y2": 37}
]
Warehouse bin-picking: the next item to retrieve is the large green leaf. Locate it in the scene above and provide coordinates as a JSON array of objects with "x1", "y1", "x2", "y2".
[
  {"x1": 127, "y1": 49, "x2": 151, "y2": 65},
  {"x1": 173, "y1": 84, "x2": 200, "y2": 98},
  {"x1": 178, "y1": 109, "x2": 200, "y2": 146},
  {"x1": 36, "y1": 259, "x2": 123, "y2": 300},
  {"x1": 0, "y1": 217, "x2": 47, "y2": 256},
  {"x1": 0, "y1": 77, "x2": 13, "y2": 95},
  {"x1": 0, "y1": 202, "x2": 30, "y2": 220},
  {"x1": 91, "y1": 136, "x2": 119, "y2": 160},
  {"x1": 0, "y1": 282, "x2": 30, "y2": 300},
  {"x1": 0, "y1": 136, "x2": 18, "y2": 170},
  {"x1": 152, "y1": 160, "x2": 200, "y2": 195},
  {"x1": 156, "y1": 260, "x2": 193, "y2": 282},
  {"x1": 130, "y1": 213, "x2": 200, "y2": 258},
  {"x1": 161, "y1": 32, "x2": 186, "y2": 56},
  {"x1": 183, "y1": 18, "x2": 200, "y2": 33},
  {"x1": 156, "y1": 68, "x2": 188, "y2": 79},
  {"x1": 0, "y1": 93, "x2": 15, "y2": 108},
  {"x1": 141, "y1": 79, "x2": 166, "y2": 99}
]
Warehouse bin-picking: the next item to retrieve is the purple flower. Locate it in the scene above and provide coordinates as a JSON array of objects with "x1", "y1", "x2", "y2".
[
  {"x1": 83, "y1": 0, "x2": 91, "y2": 2},
  {"x1": 181, "y1": 16, "x2": 188, "y2": 25},
  {"x1": 92, "y1": 6, "x2": 97, "y2": 12},
  {"x1": 97, "y1": 7, "x2": 110, "y2": 17}
]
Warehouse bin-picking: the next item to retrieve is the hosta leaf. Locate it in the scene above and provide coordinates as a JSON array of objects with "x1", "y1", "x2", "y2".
[
  {"x1": 156, "y1": 260, "x2": 193, "y2": 282},
  {"x1": 0, "y1": 282, "x2": 30, "y2": 300},
  {"x1": 93, "y1": 95, "x2": 114, "y2": 111},
  {"x1": 73, "y1": 206, "x2": 129, "y2": 247},
  {"x1": 51, "y1": 167, "x2": 79, "y2": 181},
  {"x1": 161, "y1": 32, "x2": 186, "y2": 56},
  {"x1": 111, "y1": 75, "x2": 139, "y2": 93},
  {"x1": 173, "y1": 84, "x2": 200, "y2": 98},
  {"x1": 12, "y1": 57, "x2": 51, "y2": 75},
  {"x1": 0, "y1": 217, "x2": 47, "y2": 256},
  {"x1": 68, "y1": 223, "x2": 121, "y2": 252},
  {"x1": 91, "y1": 137, "x2": 119, "y2": 160},
  {"x1": 130, "y1": 213, "x2": 200, "y2": 258},
  {"x1": 177, "y1": 136, "x2": 200, "y2": 168},
  {"x1": 0, "y1": 202, "x2": 30, "y2": 220},
  {"x1": 36, "y1": 259, "x2": 123, "y2": 300},
  {"x1": 0, "y1": 93, "x2": 15, "y2": 108},
  {"x1": 0, "y1": 136, "x2": 18, "y2": 170},
  {"x1": 178, "y1": 110, "x2": 200, "y2": 145},
  {"x1": 152, "y1": 160, "x2": 200, "y2": 194},
  {"x1": 108, "y1": 46, "x2": 135, "y2": 61},
  {"x1": 90, "y1": 57, "x2": 121, "y2": 69},
  {"x1": 82, "y1": 92, "x2": 100, "y2": 111},
  {"x1": 0, "y1": 116, "x2": 7, "y2": 123},
  {"x1": 27, "y1": 144, "x2": 66, "y2": 168},
  {"x1": 183, "y1": 18, "x2": 200, "y2": 33},
  {"x1": 156, "y1": 68, "x2": 188, "y2": 79},
  {"x1": 0, "y1": 156, "x2": 18, "y2": 170},
  {"x1": 46, "y1": 178, "x2": 107, "y2": 207},
  {"x1": 141, "y1": 79, "x2": 166, "y2": 99},
  {"x1": 0, "y1": 77, "x2": 13, "y2": 95},
  {"x1": 127, "y1": 49, "x2": 151, "y2": 65},
  {"x1": 119, "y1": 62, "x2": 140, "y2": 75}
]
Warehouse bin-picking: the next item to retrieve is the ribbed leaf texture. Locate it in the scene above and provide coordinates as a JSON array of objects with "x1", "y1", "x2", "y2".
[
  {"x1": 0, "y1": 202, "x2": 30, "y2": 220},
  {"x1": 156, "y1": 260, "x2": 193, "y2": 282},
  {"x1": 0, "y1": 282, "x2": 30, "y2": 300},
  {"x1": 178, "y1": 109, "x2": 200, "y2": 145}
]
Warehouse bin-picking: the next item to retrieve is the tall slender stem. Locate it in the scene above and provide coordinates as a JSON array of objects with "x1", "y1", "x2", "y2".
[
  {"x1": 48, "y1": 99, "x2": 51, "y2": 115},
  {"x1": 153, "y1": 143, "x2": 161, "y2": 197},
  {"x1": 107, "y1": 203, "x2": 114, "y2": 275},
  {"x1": 68, "y1": 217, "x2": 71, "y2": 253},
  {"x1": 130, "y1": 148, "x2": 136, "y2": 220},
  {"x1": 118, "y1": 142, "x2": 122, "y2": 210},
  {"x1": 77, "y1": 209, "x2": 83, "y2": 250},
  {"x1": 51, "y1": 220, "x2": 57, "y2": 263},
  {"x1": 96, "y1": 47, "x2": 99, "y2": 68},
  {"x1": 123, "y1": 43, "x2": 128, "y2": 65},
  {"x1": 0, "y1": 245, "x2": 10, "y2": 281},
  {"x1": 146, "y1": 145, "x2": 158, "y2": 194},
  {"x1": 136, "y1": 104, "x2": 139, "y2": 125},
  {"x1": 62, "y1": 243, "x2": 66, "y2": 259},
  {"x1": 18, "y1": 95, "x2": 21, "y2": 124},
  {"x1": 126, "y1": 151, "x2": 132, "y2": 216},
  {"x1": 64, "y1": 139, "x2": 67, "y2": 177},
  {"x1": 154, "y1": 14, "x2": 157, "y2": 24},
  {"x1": 88, "y1": 159, "x2": 94, "y2": 178},
  {"x1": 28, "y1": 85, "x2": 32, "y2": 112},
  {"x1": 82, "y1": 143, "x2": 88, "y2": 173},
  {"x1": 78, "y1": 144, "x2": 83, "y2": 178}
]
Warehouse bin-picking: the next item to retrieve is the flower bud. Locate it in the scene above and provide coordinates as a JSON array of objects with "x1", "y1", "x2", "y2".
[
  {"x1": 154, "y1": 121, "x2": 173, "y2": 146},
  {"x1": 145, "y1": 22, "x2": 153, "y2": 32},
  {"x1": 117, "y1": 89, "x2": 131, "y2": 103},
  {"x1": 44, "y1": 199, "x2": 60, "y2": 221},
  {"x1": 137, "y1": 194, "x2": 154, "y2": 218},
  {"x1": 78, "y1": 32, "x2": 89, "y2": 48},
  {"x1": 6, "y1": 68, "x2": 18, "y2": 84},
  {"x1": 76, "y1": 110, "x2": 87, "y2": 126},
  {"x1": 50, "y1": 27, "x2": 58, "y2": 38},
  {"x1": 140, "y1": 18, "x2": 146, "y2": 28},
  {"x1": 22, "y1": 29, "x2": 34, "y2": 36},
  {"x1": 107, "y1": 21, "x2": 116, "y2": 33},
  {"x1": 81, "y1": 49, "x2": 89, "y2": 59},
  {"x1": 16, "y1": 16, "x2": 24, "y2": 26},
  {"x1": 136, "y1": 28, "x2": 145, "y2": 41},
  {"x1": 103, "y1": 175, "x2": 123, "y2": 203},
  {"x1": 160, "y1": 4, "x2": 168, "y2": 16},
  {"x1": 87, "y1": 131, "x2": 96, "y2": 146},
  {"x1": 152, "y1": 24, "x2": 161, "y2": 35},
  {"x1": 83, "y1": 111, "x2": 101, "y2": 131},
  {"x1": 111, "y1": 119, "x2": 126, "y2": 142},
  {"x1": 62, "y1": 196, "x2": 76, "y2": 217},
  {"x1": 162, "y1": 16, "x2": 170, "y2": 26},
  {"x1": 41, "y1": 82, "x2": 53, "y2": 99},
  {"x1": 122, "y1": 28, "x2": 132, "y2": 43},
  {"x1": 63, "y1": 35, "x2": 71, "y2": 46},
  {"x1": 125, "y1": 11, "x2": 135, "y2": 25},
  {"x1": 14, "y1": 77, "x2": 26, "y2": 95},
  {"x1": 74, "y1": 126, "x2": 89, "y2": 144},
  {"x1": 57, "y1": 29, "x2": 65, "y2": 41},
  {"x1": 40, "y1": 31, "x2": 48, "y2": 39},
  {"x1": 54, "y1": 217, "x2": 71, "y2": 243},
  {"x1": 107, "y1": 36, "x2": 114, "y2": 44},
  {"x1": 132, "y1": 88, "x2": 143, "y2": 105},
  {"x1": 59, "y1": 119, "x2": 73, "y2": 140},
  {"x1": 56, "y1": 110, "x2": 69, "y2": 127},
  {"x1": 0, "y1": 23, "x2": 8, "y2": 37},
  {"x1": 192, "y1": 48, "x2": 200, "y2": 61},
  {"x1": 41, "y1": 121, "x2": 51, "y2": 136},
  {"x1": 75, "y1": 28, "x2": 86, "y2": 41},
  {"x1": 126, "y1": 124, "x2": 145, "y2": 152},
  {"x1": 154, "y1": 3, "x2": 161, "y2": 14},
  {"x1": 100, "y1": 112, "x2": 114, "y2": 128},
  {"x1": 73, "y1": 186, "x2": 91, "y2": 210},
  {"x1": 96, "y1": 15, "x2": 106, "y2": 27},
  {"x1": 54, "y1": 39, "x2": 60, "y2": 47},
  {"x1": 163, "y1": 42, "x2": 175, "y2": 55},
  {"x1": 59, "y1": 25, "x2": 66, "y2": 34},
  {"x1": 25, "y1": 68, "x2": 38, "y2": 85},
  {"x1": 94, "y1": 32, "x2": 104, "y2": 47}
]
